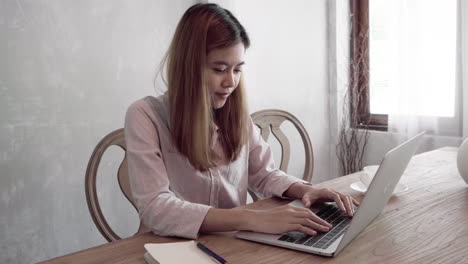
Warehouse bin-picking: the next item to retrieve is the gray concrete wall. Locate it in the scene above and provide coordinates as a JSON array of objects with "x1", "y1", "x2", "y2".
[
  {"x1": 0, "y1": 1, "x2": 194, "y2": 263},
  {"x1": 0, "y1": 1, "x2": 332, "y2": 263}
]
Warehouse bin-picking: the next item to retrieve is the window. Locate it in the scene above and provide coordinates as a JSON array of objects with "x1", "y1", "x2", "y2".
[{"x1": 351, "y1": 0, "x2": 458, "y2": 131}]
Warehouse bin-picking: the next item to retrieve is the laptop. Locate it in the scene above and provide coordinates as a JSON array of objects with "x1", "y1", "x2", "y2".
[{"x1": 236, "y1": 131, "x2": 425, "y2": 257}]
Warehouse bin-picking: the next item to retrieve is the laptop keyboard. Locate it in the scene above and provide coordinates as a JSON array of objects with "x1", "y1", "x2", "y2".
[{"x1": 277, "y1": 203, "x2": 358, "y2": 249}]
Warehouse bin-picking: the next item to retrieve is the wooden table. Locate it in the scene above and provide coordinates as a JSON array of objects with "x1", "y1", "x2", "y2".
[{"x1": 38, "y1": 148, "x2": 468, "y2": 264}]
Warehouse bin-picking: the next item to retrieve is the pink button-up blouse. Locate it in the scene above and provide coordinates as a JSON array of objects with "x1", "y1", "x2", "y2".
[{"x1": 124, "y1": 93, "x2": 305, "y2": 239}]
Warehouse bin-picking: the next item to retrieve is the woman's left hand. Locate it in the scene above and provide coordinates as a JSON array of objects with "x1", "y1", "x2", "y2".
[
  {"x1": 301, "y1": 187, "x2": 360, "y2": 216},
  {"x1": 284, "y1": 183, "x2": 360, "y2": 216}
]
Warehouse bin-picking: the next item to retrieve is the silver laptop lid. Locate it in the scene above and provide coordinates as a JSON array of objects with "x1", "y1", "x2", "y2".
[{"x1": 334, "y1": 131, "x2": 425, "y2": 256}]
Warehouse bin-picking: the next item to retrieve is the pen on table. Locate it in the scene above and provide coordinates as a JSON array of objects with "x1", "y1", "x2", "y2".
[{"x1": 196, "y1": 242, "x2": 227, "y2": 264}]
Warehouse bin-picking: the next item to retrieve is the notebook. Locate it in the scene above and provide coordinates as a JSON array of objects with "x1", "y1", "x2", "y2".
[{"x1": 144, "y1": 241, "x2": 215, "y2": 264}]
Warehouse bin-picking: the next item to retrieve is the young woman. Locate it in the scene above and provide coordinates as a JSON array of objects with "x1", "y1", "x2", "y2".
[{"x1": 124, "y1": 3, "x2": 358, "y2": 239}]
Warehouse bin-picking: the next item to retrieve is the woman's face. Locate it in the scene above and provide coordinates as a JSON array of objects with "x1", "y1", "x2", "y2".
[{"x1": 205, "y1": 42, "x2": 245, "y2": 109}]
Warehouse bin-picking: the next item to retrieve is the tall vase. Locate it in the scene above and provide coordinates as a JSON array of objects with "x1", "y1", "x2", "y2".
[{"x1": 457, "y1": 138, "x2": 468, "y2": 184}]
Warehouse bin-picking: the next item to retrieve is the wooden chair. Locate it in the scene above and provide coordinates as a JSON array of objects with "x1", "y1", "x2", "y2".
[
  {"x1": 85, "y1": 128, "x2": 142, "y2": 242},
  {"x1": 85, "y1": 110, "x2": 313, "y2": 241},
  {"x1": 249, "y1": 109, "x2": 314, "y2": 201}
]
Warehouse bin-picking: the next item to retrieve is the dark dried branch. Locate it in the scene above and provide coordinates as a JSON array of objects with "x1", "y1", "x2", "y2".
[{"x1": 336, "y1": 21, "x2": 370, "y2": 176}]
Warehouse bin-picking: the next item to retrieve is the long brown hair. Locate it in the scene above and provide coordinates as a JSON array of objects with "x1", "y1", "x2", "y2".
[{"x1": 165, "y1": 3, "x2": 250, "y2": 170}]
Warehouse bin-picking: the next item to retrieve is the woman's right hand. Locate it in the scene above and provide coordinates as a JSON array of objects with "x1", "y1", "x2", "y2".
[{"x1": 242, "y1": 204, "x2": 332, "y2": 236}]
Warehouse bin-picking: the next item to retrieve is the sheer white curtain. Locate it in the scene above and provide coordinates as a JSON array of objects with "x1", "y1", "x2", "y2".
[
  {"x1": 462, "y1": 0, "x2": 468, "y2": 138},
  {"x1": 369, "y1": 0, "x2": 466, "y2": 140}
]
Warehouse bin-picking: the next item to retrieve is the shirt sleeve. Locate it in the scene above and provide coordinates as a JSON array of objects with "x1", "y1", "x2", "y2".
[
  {"x1": 247, "y1": 117, "x2": 308, "y2": 198},
  {"x1": 124, "y1": 100, "x2": 211, "y2": 239}
]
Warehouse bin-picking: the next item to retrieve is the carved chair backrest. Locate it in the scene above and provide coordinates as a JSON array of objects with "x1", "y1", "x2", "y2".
[
  {"x1": 250, "y1": 109, "x2": 314, "y2": 201},
  {"x1": 85, "y1": 128, "x2": 141, "y2": 242}
]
